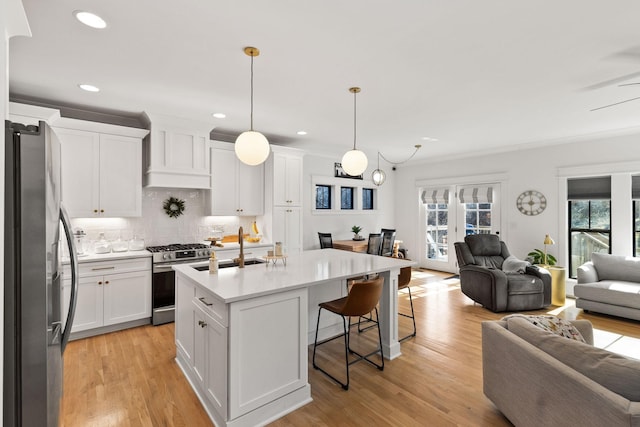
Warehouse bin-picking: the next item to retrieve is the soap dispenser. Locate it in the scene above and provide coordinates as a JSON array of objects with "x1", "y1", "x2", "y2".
[{"x1": 209, "y1": 251, "x2": 218, "y2": 274}]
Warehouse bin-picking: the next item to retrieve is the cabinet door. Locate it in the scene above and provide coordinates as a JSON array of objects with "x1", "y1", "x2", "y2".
[
  {"x1": 272, "y1": 206, "x2": 302, "y2": 255},
  {"x1": 209, "y1": 148, "x2": 238, "y2": 215},
  {"x1": 284, "y1": 155, "x2": 303, "y2": 206},
  {"x1": 99, "y1": 134, "x2": 142, "y2": 217},
  {"x1": 63, "y1": 275, "x2": 103, "y2": 332},
  {"x1": 204, "y1": 308, "x2": 228, "y2": 419},
  {"x1": 55, "y1": 128, "x2": 100, "y2": 217},
  {"x1": 237, "y1": 161, "x2": 264, "y2": 216},
  {"x1": 273, "y1": 153, "x2": 303, "y2": 207},
  {"x1": 176, "y1": 276, "x2": 196, "y2": 365},
  {"x1": 102, "y1": 270, "x2": 151, "y2": 326}
]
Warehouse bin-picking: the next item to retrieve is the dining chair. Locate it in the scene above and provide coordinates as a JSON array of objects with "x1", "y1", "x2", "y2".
[
  {"x1": 398, "y1": 266, "x2": 416, "y2": 341},
  {"x1": 379, "y1": 228, "x2": 396, "y2": 257},
  {"x1": 312, "y1": 276, "x2": 385, "y2": 390},
  {"x1": 318, "y1": 232, "x2": 333, "y2": 249},
  {"x1": 366, "y1": 233, "x2": 383, "y2": 255}
]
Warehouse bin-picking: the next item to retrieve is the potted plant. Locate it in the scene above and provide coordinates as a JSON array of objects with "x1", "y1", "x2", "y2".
[
  {"x1": 351, "y1": 225, "x2": 363, "y2": 241},
  {"x1": 527, "y1": 249, "x2": 557, "y2": 266}
]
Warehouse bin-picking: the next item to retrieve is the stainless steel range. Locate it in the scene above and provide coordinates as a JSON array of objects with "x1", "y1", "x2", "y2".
[{"x1": 147, "y1": 243, "x2": 212, "y2": 325}]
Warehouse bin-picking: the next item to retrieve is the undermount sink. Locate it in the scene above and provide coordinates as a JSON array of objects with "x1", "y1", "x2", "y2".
[{"x1": 192, "y1": 258, "x2": 266, "y2": 271}]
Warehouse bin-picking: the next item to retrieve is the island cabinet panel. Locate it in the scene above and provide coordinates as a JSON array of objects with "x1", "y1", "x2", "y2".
[
  {"x1": 228, "y1": 288, "x2": 308, "y2": 420},
  {"x1": 175, "y1": 276, "x2": 196, "y2": 366}
]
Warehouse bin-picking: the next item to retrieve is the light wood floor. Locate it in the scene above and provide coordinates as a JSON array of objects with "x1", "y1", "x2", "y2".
[{"x1": 61, "y1": 270, "x2": 640, "y2": 426}]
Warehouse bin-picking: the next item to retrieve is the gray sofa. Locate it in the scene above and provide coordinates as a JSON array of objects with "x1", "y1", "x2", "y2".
[
  {"x1": 483, "y1": 317, "x2": 640, "y2": 427},
  {"x1": 575, "y1": 253, "x2": 640, "y2": 321}
]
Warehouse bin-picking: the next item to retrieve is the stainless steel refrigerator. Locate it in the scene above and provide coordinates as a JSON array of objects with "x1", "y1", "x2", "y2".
[{"x1": 4, "y1": 120, "x2": 79, "y2": 426}]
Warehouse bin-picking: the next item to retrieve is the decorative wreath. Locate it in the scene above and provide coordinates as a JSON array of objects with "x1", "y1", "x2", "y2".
[{"x1": 163, "y1": 196, "x2": 185, "y2": 218}]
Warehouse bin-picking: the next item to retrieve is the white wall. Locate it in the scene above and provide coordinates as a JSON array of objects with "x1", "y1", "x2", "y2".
[
  {"x1": 302, "y1": 153, "x2": 396, "y2": 250},
  {"x1": 395, "y1": 132, "x2": 640, "y2": 269}
]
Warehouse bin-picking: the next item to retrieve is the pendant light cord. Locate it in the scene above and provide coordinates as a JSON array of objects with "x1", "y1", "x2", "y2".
[
  {"x1": 250, "y1": 54, "x2": 254, "y2": 131},
  {"x1": 379, "y1": 144, "x2": 422, "y2": 165},
  {"x1": 352, "y1": 90, "x2": 357, "y2": 150}
]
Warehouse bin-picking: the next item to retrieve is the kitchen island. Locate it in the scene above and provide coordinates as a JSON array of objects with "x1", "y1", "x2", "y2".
[{"x1": 173, "y1": 249, "x2": 414, "y2": 427}]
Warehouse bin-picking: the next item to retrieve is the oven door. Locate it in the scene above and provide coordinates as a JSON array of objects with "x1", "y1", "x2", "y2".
[{"x1": 152, "y1": 259, "x2": 199, "y2": 325}]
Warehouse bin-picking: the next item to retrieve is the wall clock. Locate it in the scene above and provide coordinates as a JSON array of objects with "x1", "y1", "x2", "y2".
[{"x1": 516, "y1": 190, "x2": 547, "y2": 216}]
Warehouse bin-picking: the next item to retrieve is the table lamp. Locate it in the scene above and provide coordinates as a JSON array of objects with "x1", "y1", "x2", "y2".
[{"x1": 543, "y1": 234, "x2": 555, "y2": 266}]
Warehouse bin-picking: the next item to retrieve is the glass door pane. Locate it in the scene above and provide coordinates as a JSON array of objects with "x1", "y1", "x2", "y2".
[{"x1": 425, "y1": 203, "x2": 448, "y2": 261}]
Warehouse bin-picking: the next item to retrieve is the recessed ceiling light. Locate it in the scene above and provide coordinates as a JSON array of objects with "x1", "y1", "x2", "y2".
[
  {"x1": 297, "y1": 131, "x2": 308, "y2": 136},
  {"x1": 78, "y1": 84, "x2": 100, "y2": 92},
  {"x1": 212, "y1": 113, "x2": 226, "y2": 119},
  {"x1": 421, "y1": 136, "x2": 439, "y2": 142},
  {"x1": 73, "y1": 11, "x2": 107, "y2": 29}
]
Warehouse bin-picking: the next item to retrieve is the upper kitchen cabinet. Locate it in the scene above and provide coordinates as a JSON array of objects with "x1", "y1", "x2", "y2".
[
  {"x1": 9, "y1": 102, "x2": 60, "y2": 126},
  {"x1": 52, "y1": 118, "x2": 148, "y2": 218},
  {"x1": 142, "y1": 112, "x2": 215, "y2": 189},
  {"x1": 206, "y1": 142, "x2": 264, "y2": 216},
  {"x1": 273, "y1": 151, "x2": 303, "y2": 207}
]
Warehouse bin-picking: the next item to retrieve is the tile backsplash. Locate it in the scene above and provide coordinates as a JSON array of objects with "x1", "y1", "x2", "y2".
[{"x1": 69, "y1": 187, "x2": 255, "y2": 253}]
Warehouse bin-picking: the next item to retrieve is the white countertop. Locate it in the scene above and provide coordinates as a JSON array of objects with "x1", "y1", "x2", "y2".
[
  {"x1": 172, "y1": 248, "x2": 415, "y2": 303},
  {"x1": 63, "y1": 250, "x2": 152, "y2": 264},
  {"x1": 209, "y1": 242, "x2": 273, "y2": 252}
]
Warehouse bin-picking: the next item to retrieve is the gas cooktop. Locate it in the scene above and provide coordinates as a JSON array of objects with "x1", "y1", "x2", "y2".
[
  {"x1": 147, "y1": 243, "x2": 211, "y2": 263},
  {"x1": 146, "y1": 243, "x2": 209, "y2": 253}
]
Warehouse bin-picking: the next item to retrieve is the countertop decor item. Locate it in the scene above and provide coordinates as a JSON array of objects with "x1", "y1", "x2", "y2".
[
  {"x1": 234, "y1": 46, "x2": 270, "y2": 166},
  {"x1": 340, "y1": 87, "x2": 368, "y2": 176},
  {"x1": 163, "y1": 196, "x2": 185, "y2": 218},
  {"x1": 351, "y1": 225, "x2": 364, "y2": 241}
]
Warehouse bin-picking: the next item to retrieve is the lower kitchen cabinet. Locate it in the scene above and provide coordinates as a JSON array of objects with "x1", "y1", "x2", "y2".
[{"x1": 63, "y1": 257, "x2": 152, "y2": 337}]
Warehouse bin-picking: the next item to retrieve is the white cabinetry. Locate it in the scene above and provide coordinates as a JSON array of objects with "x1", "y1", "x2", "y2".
[
  {"x1": 52, "y1": 118, "x2": 148, "y2": 218},
  {"x1": 142, "y1": 112, "x2": 214, "y2": 188},
  {"x1": 272, "y1": 206, "x2": 303, "y2": 255},
  {"x1": 63, "y1": 257, "x2": 152, "y2": 338},
  {"x1": 207, "y1": 143, "x2": 264, "y2": 216},
  {"x1": 273, "y1": 153, "x2": 302, "y2": 207},
  {"x1": 175, "y1": 272, "x2": 308, "y2": 427},
  {"x1": 266, "y1": 147, "x2": 304, "y2": 254}
]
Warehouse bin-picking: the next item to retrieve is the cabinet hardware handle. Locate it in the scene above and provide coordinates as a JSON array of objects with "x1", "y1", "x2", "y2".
[
  {"x1": 91, "y1": 266, "x2": 115, "y2": 271},
  {"x1": 94, "y1": 209, "x2": 98, "y2": 213},
  {"x1": 105, "y1": 281, "x2": 109, "y2": 284},
  {"x1": 98, "y1": 281, "x2": 102, "y2": 285},
  {"x1": 100, "y1": 209, "x2": 104, "y2": 213},
  {"x1": 198, "y1": 320, "x2": 207, "y2": 328},
  {"x1": 198, "y1": 297, "x2": 213, "y2": 306}
]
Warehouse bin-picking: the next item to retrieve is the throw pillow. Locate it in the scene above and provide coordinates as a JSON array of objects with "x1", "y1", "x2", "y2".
[
  {"x1": 507, "y1": 316, "x2": 640, "y2": 401},
  {"x1": 502, "y1": 255, "x2": 530, "y2": 274},
  {"x1": 502, "y1": 314, "x2": 585, "y2": 342}
]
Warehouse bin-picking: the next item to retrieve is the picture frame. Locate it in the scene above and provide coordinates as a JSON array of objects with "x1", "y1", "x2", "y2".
[{"x1": 334, "y1": 162, "x2": 363, "y2": 180}]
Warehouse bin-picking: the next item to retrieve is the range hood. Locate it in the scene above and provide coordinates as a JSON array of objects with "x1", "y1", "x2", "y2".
[{"x1": 142, "y1": 112, "x2": 215, "y2": 189}]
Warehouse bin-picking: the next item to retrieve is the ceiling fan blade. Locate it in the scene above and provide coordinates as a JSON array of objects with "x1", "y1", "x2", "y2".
[
  {"x1": 590, "y1": 96, "x2": 640, "y2": 111},
  {"x1": 583, "y1": 71, "x2": 640, "y2": 91}
]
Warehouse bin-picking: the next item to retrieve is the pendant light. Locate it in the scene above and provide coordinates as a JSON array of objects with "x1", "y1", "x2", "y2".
[
  {"x1": 235, "y1": 46, "x2": 270, "y2": 166},
  {"x1": 371, "y1": 152, "x2": 386, "y2": 186},
  {"x1": 341, "y1": 87, "x2": 368, "y2": 176},
  {"x1": 371, "y1": 144, "x2": 422, "y2": 186}
]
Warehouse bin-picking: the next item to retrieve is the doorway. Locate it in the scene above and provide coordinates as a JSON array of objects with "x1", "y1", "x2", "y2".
[{"x1": 420, "y1": 183, "x2": 501, "y2": 273}]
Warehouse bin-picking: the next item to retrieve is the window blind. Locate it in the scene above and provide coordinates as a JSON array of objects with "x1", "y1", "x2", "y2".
[
  {"x1": 567, "y1": 176, "x2": 611, "y2": 200},
  {"x1": 632, "y1": 175, "x2": 640, "y2": 199},
  {"x1": 421, "y1": 188, "x2": 450, "y2": 204},
  {"x1": 458, "y1": 186, "x2": 493, "y2": 204}
]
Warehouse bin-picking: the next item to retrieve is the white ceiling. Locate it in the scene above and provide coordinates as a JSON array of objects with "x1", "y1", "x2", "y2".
[{"x1": 9, "y1": 0, "x2": 640, "y2": 163}]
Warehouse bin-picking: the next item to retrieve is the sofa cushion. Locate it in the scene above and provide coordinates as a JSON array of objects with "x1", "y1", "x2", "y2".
[
  {"x1": 507, "y1": 316, "x2": 640, "y2": 401},
  {"x1": 591, "y1": 253, "x2": 640, "y2": 282},
  {"x1": 503, "y1": 314, "x2": 584, "y2": 342},
  {"x1": 574, "y1": 281, "x2": 640, "y2": 309}
]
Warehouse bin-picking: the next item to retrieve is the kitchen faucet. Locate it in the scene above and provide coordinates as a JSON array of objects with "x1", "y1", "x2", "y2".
[{"x1": 235, "y1": 226, "x2": 245, "y2": 268}]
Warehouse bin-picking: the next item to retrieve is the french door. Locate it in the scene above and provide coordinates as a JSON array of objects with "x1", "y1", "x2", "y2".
[{"x1": 420, "y1": 183, "x2": 501, "y2": 273}]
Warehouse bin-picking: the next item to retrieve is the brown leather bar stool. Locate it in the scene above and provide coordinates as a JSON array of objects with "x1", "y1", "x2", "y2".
[
  {"x1": 312, "y1": 276, "x2": 385, "y2": 390},
  {"x1": 398, "y1": 266, "x2": 416, "y2": 341}
]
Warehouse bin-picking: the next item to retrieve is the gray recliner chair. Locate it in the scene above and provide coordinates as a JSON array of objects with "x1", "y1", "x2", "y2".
[{"x1": 454, "y1": 234, "x2": 551, "y2": 312}]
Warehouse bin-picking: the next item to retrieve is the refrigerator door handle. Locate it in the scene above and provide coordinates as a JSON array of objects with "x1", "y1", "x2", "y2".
[{"x1": 60, "y1": 204, "x2": 79, "y2": 353}]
